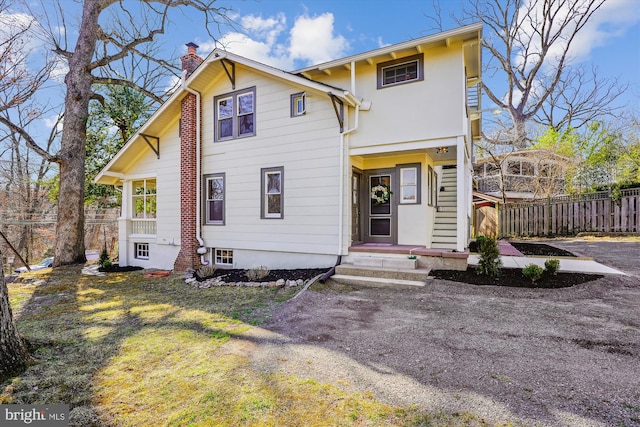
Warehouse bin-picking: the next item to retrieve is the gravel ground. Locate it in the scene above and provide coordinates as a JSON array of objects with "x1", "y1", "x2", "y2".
[{"x1": 232, "y1": 239, "x2": 640, "y2": 426}]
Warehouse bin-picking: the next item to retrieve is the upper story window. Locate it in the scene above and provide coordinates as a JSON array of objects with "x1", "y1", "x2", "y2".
[
  {"x1": 132, "y1": 179, "x2": 156, "y2": 219},
  {"x1": 214, "y1": 87, "x2": 256, "y2": 141},
  {"x1": 377, "y1": 53, "x2": 424, "y2": 89},
  {"x1": 291, "y1": 92, "x2": 306, "y2": 117}
]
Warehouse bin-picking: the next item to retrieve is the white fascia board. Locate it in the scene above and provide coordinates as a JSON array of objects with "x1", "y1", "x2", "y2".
[{"x1": 294, "y1": 23, "x2": 482, "y2": 74}]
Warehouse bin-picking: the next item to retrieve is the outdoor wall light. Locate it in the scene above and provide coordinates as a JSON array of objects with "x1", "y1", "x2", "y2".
[{"x1": 436, "y1": 147, "x2": 448, "y2": 154}]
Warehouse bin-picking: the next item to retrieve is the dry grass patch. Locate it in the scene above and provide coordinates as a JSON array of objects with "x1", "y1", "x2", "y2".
[{"x1": 3, "y1": 267, "x2": 498, "y2": 426}]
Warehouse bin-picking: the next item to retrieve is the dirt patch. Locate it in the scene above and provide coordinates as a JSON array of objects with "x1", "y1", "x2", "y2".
[
  {"x1": 261, "y1": 271, "x2": 640, "y2": 427},
  {"x1": 430, "y1": 266, "x2": 603, "y2": 288}
]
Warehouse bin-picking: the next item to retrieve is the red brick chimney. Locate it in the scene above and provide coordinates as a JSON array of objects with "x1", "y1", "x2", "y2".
[
  {"x1": 181, "y1": 42, "x2": 203, "y2": 78},
  {"x1": 174, "y1": 43, "x2": 203, "y2": 271}
]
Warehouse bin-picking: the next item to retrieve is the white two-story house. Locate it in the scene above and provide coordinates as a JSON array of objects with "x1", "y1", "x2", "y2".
[{"x1": 95, "y1": 23, "x2": 482, "y2": 271}]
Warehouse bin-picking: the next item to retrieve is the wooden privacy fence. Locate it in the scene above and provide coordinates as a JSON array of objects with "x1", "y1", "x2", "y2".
[{"x1": 498, "y1": 188, "x2": 640, "y2": 237}]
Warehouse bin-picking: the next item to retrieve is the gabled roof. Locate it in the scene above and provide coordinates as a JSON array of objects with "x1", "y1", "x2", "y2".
[
  {"x1": 294, "y1": 23, "x2": 482, "y2": 82},
  {"x1": 95, "y1": 50, "x2": 359, "y2": 185}
]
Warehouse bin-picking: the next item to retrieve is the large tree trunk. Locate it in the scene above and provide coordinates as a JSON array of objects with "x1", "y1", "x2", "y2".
[
  {"x1": 0, "y1": 251, "x2": 31, "y2": 381},
  {"x1": 53, "y1": 0, "x2": 102, "y2": 266}
]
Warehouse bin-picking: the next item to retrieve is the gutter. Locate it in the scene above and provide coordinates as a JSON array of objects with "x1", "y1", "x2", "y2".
[{"x1": 181, "y1": 70, "x2": 208, "y2": 265}]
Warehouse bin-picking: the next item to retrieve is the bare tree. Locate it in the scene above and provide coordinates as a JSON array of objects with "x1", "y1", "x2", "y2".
[
  {"x1": 1, "y1": 0, "x2": 233, "y2": 266},
  {"x1": 463, "y1": 0, "x2": 624, "y2": 148}
]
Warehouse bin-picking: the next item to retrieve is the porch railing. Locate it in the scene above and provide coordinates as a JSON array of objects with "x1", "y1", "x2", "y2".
[{"x1": 131, "y1": 219, "x2": 157, "y2": 235}]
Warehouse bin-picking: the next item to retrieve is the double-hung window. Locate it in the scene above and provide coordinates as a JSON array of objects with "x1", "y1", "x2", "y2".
[
  {"x1": 214, "y1": 87, "x2": 256, "y2": 141},
  {"x1": 377, "y1": 53, "x2": 424, "y2": 89},
  {"x1": 204, "y1": 173, "x2": 225, "y2": 225},
  {"x1": 261, "y1": 167, "x2": 284, "y2": 219},
  {"x1": 399, "y1": 163, "x2": 421, "y2": 204}
]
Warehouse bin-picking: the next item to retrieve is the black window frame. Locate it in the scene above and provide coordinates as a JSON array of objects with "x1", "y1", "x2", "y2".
[
  {"x1": 203, "y1": 173, "x2": 225, "y2": 225},
  {"x1": 214, "y1": 86, "x2": 256, "y2": 142},
  {"x1": 377, "y1": 53, "x2": 424, "y2": 89},
  {"x1": 261, "y1": 166, "x2": 284, "y2": 219}
]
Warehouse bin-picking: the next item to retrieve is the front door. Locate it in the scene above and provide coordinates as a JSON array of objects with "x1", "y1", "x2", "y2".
[{"x1": 364, "y1": 169, "x2": 395, "y2": 244}]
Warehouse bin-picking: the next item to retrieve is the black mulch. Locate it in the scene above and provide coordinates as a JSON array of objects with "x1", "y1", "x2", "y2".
[
  {"x1": 98, "y1": 264, "x2": 144, "y2": 273},
  {"x1": 197, "y1": 268, "x2": 328, "y2": 283},
  {"x1": 509, "y1": 242, "x2": 576, "y2": 257},
  {"x1": 468, "y1": 241, "x2": 576, "y2": 257},
  {"x1": 430, "y1": 267, "x2": 603, "y2": 288}
]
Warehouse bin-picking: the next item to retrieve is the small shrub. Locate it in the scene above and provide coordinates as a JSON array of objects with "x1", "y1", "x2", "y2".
[
  {"x1": 195, "y1": 264, "x2": 217, "y2": 281},
  {"x1": 102, "y1": 259, "x2": 113, "y2": 269},
  {"x1": 476, "y1": 237, "x2": 502, "y2": 277},
  {"x1": 544, "y1": 259, "x2": 560, "y2": 275},
  {"x1": 99, "y1": 248, "x2": 110, "y2": 267},
  {"x1": 246, "y1": 266, "x2": 270, "y2": 281},
  {"x1": 522, "y1": 264, "x2": 544, "y2": 283}
]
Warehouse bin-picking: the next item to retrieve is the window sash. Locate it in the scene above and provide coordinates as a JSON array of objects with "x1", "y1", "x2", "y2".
[
  {"x1": 205, "y1": 174, "x2": 224, "y2": 224},
  {"x1": 214, "y1": 88, "x2": 256, "y2": 141},
  {"x1": 135, "y1": 243, "x2": 149, "y2": 259},
  {"x1": 377, "y1": 53, "x2": 424, "y2": 89},
  {"x1": 132, "y1": 179, "x2": 157, "y2": 219},
  {"x1": 291, "y1": 92, "x2": 306, "y2": 117},
  {"x1": 261, "y1": 167, "x2": 284, "y2": 219},
  {"x1": 400, "y1": 167, "x2": 418, "y2": 204}
]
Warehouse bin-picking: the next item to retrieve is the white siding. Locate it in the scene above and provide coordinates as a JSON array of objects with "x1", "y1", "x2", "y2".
[{"x1": 200, "y1": 66, "x2": 343, "y2": 257}]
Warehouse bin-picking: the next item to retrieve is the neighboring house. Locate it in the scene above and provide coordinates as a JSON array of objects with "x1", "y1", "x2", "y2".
[
  {"x1": 95, "y1": 23, "x2": 482, "y2": 271},
  {"x1": 473, "y1": 149, "x2": 572, "y2": 237}
]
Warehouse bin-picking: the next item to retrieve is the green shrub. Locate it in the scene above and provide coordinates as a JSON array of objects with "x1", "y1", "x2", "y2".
[
  {"x1": 99, "y1": 247, "x2": 110, "y2": 267},
  {"x1": 102, "y1": 259, "x2": 113, "y2": 269},
  {"x1": 544, "y1": 259, "x2": 560, "y2": 275},
  {"x1": 476, "y1": 237, "x2": 502, "y2": 277},
  {"x1": 522, "y1": 264, "x2": 544, "y2": 282}
]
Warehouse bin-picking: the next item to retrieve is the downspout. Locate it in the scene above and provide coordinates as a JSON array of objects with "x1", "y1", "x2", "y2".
[
  {"x1": 181, "y1": 70, "x2": 208, "y2": 265},
  {"x1": 336, "y1": 61, "x2": 361, "y2": 257}
]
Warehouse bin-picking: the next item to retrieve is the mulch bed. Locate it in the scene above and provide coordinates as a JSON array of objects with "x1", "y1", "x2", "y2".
[
  {"x1": 434, "y1": 241, "x2": 601, "y2": 288},
  {"x1": 98, "y1": 264, "x2": 144, "y2": 273},
  {"x1": 197, "y1": 268, "x2": 328, "y2": 283},
  {"x1": 430, "y1": 267, "x2": 603, "y2": 288}
]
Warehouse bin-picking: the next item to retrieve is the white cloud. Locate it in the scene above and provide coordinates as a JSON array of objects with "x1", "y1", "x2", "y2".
[
  {"x1": 289, "y1": 13, "x2": 349, "y2": 65},
  {"x1": 515, "y1": 0, "x2": 640, "y2": 70},
  {"x1": 205, "y1": 12, "x2": 349, "y2": 70}
]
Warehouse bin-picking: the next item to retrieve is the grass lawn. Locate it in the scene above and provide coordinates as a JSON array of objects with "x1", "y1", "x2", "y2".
[{"x1": 3, "y1": 267, "x2": 500, "y2": 426}]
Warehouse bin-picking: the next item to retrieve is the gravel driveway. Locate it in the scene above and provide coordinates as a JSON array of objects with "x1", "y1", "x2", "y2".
[{"x1": 238, "y1": 240, "x2": 640, "y2": 426}]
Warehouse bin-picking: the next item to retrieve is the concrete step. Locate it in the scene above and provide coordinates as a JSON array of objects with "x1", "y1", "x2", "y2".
[
  {"x1": 353, "y1": 257, "x2": 417, "y2": 269},
  {"x1": 330, "y1": 275, "x2": 426, "y2": 288},
  {"x1": 433, "y1": 228, "x2": 457, "y2": 237},
  {"x1": 335, "y1": 264, "x2": 430, "y2": 282},
  {"x1": 431, "y1": 242, "x2": 457, "y2": 250}
]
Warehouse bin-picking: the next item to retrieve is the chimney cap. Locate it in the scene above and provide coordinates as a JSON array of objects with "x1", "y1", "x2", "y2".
[{"x1": 186, "y1": 42, "x2": 199, "y2": 50}]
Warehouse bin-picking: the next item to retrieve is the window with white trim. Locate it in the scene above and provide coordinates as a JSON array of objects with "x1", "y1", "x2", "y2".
[
  {"x1": 132, "y1": 179, "x2": 157, "y2": 219},
  {"x1": 377, "y1": 53, "x2": 424, "y2": 89},
  {"x1": 261, "y1": 166, "x2": 284, "y2": 219},
  {"x1": 428, "y1": 166, "x2": 438, "y2": 206},
  {"x1": 134, "y1": 243, "x2": 149, "y2": 260},
  {"x1": 291, "y1": 92, "x2": 306, "y2": 117},
  {"x1": 204, "y1": 173, "x2": 225, "y2": 225},
  {"x1": 399, "y1": 163, "x2": 421, "y2": 204},
  {"x1": 213, "y1": 248, "x2": 233, "y2": 266},
  {"x1": 214, "y1": 87, "x2": 256, "y2": 141}
]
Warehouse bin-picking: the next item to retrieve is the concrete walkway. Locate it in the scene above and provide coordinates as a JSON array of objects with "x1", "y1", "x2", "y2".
[{"x1": 468, "y1": 241, "x2": 628, "y2": 276}]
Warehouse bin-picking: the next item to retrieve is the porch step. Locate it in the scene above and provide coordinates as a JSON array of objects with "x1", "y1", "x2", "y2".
[
  {"x1": 335, "y1": 263, "x2": 430, "y2": 283},
  {"x1": 352, "y1": 257, "x2": 417, "y2": 269}
]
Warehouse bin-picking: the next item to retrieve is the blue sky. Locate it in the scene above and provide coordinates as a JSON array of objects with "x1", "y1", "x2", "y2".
[{"x1": 1, "y1": 0, "x2": 639, "y2": 144}]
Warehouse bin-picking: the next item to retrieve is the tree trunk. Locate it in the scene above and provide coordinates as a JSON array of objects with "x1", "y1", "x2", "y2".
[
  {"x1": 53, "y1": 0, "x2": 102, "y2": 266},
  {"x1": 0, "y1": 251, "x2": 31, "y2": 381}
]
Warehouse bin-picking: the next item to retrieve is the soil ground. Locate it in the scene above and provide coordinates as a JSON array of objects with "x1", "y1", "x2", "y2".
[{"x1": 246, "y1": 239, "x2": 640, "y2": 426}]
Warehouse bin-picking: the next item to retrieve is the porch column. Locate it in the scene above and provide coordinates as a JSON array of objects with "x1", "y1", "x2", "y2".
[
  {"x1": 456, "y1": 136, "x2": 467, "y2": 251},
  {"x1": 118, "y1": 179, "x2": 130, "y2": 266}
]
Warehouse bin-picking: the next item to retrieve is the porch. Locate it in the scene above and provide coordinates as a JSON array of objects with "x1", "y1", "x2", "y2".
[{"x1": 332, "y1": 243, "x2": 469, "y2": 288}]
